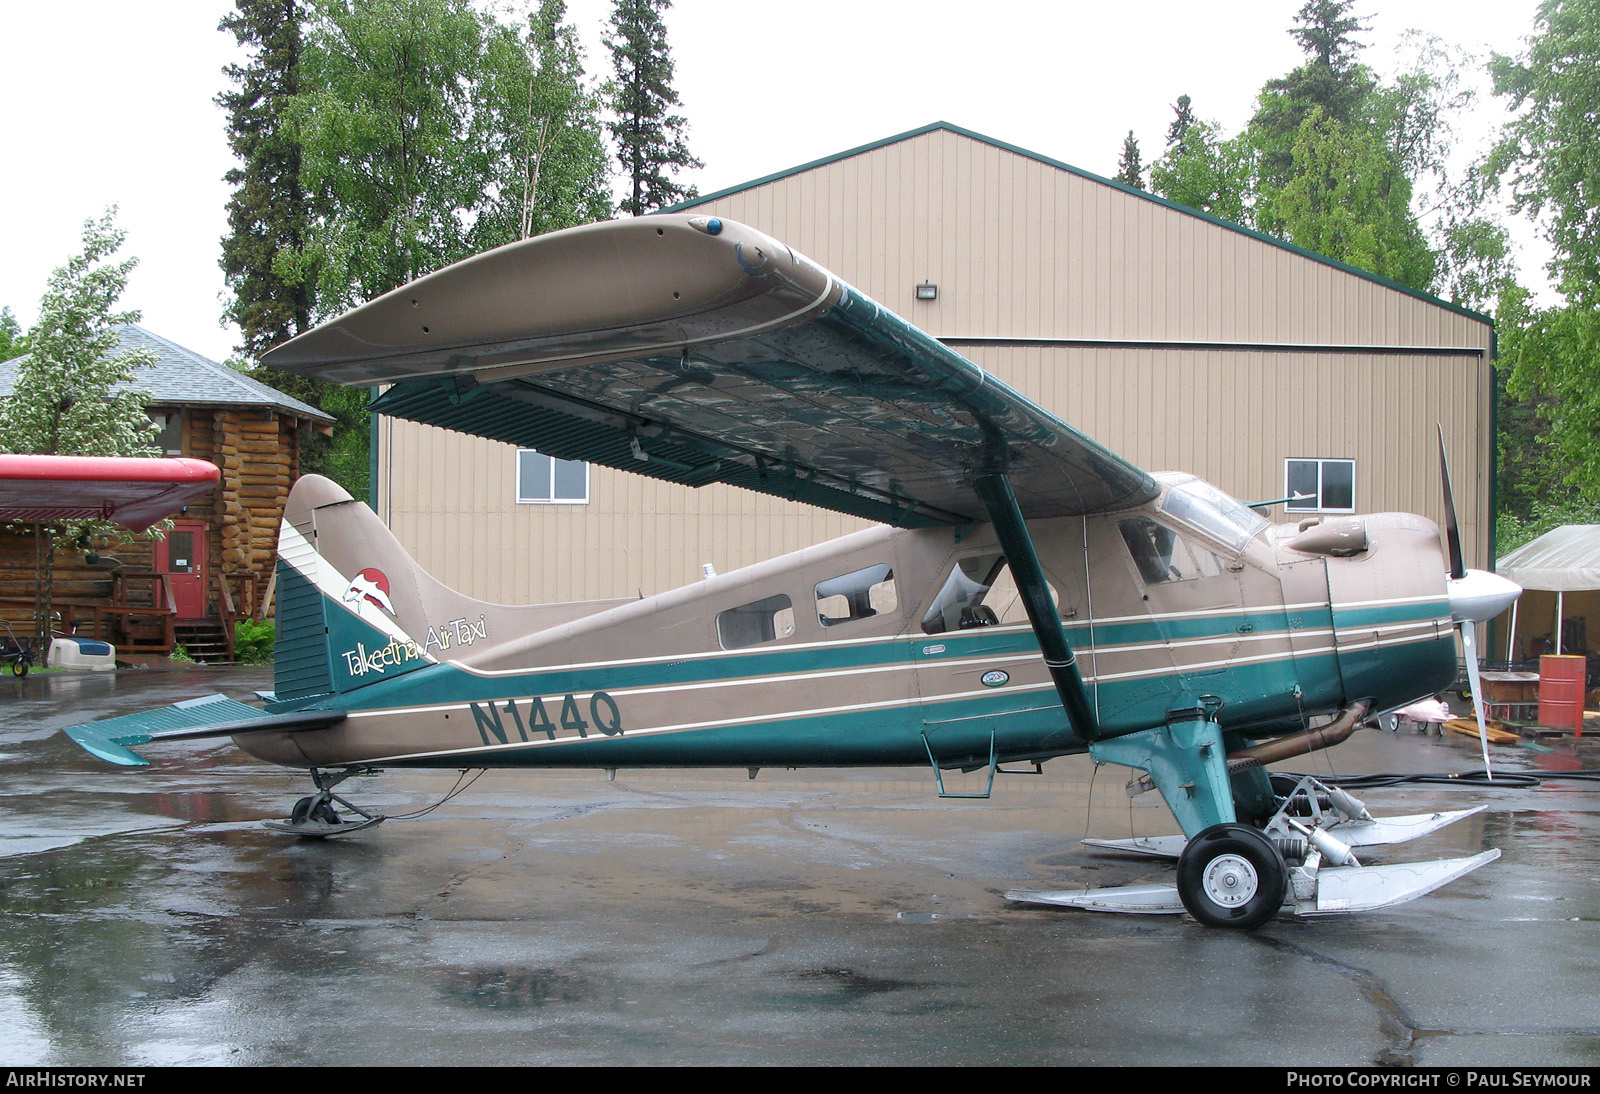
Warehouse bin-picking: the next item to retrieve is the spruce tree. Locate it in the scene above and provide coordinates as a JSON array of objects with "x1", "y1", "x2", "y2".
[
  {"x1": 218, "y1": 0, "x2": 315, "y2": 362},
  {"x1": 604, "y1": 0, "x2": 702, "y2": 215},
  {"x1": 1115, "y1": 131, "x2": 1145, "y2": 190},
  {"x1": 1166, "y1": 94, "x2": 1195, "y2": 149}
]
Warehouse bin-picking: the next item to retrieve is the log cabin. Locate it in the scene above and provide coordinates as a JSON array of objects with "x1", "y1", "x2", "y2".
[{"x1": 0, "y1": 325, "x2": 333, "y2": 662}]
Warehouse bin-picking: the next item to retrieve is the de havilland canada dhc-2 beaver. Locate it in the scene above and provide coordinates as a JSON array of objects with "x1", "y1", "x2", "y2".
[{"x1": 63, "y1": 215, "x2": 1523, "y2": 929}]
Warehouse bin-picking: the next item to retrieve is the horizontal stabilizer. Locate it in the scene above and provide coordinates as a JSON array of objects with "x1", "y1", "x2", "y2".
[{"x1": 63, "y1": 694, "x2": 345, "y2": 767}]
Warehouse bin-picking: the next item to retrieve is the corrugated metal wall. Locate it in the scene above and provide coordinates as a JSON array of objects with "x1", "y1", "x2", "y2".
[{"x1": 378, "y1": 124, "x2": 1493, "y2": 603}]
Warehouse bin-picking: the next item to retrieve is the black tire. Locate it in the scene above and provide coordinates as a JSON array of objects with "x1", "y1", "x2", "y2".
[
  {"x1": 1176, "y1": 823, "x2": 1288, "y2": 930},
  {"x1": 290, "y1": 796, "x2": 315, "y2": 825},
  {"x1": 12, "y1": 659, "x2": 27, "y2": 677},
  {"x1": 309, "y1": 799, "x2": 340, "y2": 825}
]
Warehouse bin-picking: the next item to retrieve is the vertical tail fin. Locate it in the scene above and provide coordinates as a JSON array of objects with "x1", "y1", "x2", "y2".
[{"x1": 273, "y1": 474, "x2": 483, "y2": 701}]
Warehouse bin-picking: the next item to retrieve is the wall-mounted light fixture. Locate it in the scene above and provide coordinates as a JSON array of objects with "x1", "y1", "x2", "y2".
[{"x1": 915, "y1": 281, "x2": 938, "y2": 301}]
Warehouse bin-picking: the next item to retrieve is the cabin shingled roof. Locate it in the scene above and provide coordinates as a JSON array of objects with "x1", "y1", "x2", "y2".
[{"x1": 0, "y1": 324, "x2": 333, "y2": 421}]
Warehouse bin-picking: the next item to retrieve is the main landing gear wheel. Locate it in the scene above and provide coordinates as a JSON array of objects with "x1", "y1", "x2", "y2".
[{"x1": 1175, "y1": 823, "x2": 1288, "y2": 930}]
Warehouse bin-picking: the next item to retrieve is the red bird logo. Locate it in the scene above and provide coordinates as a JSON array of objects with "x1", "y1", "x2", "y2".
[{"x1": 343, "y1": 568, "x2": 396, "y2": 615}]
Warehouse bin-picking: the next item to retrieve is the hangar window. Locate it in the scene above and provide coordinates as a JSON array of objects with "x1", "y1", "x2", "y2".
[
  {"x1": 816, "y1": 564, "x2": 897, "y2": 627},
  {"x1": 717, "y1": 594, "x2": 796, "y2": 650},
  {"x1": 1285, "y1": 458, "x2": 1355, "y2": 514},
  {"x1": 517, "y1": 449, "x2": 589, "y2": 504}
]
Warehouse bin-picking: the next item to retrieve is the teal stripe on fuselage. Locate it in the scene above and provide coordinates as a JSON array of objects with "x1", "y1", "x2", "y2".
[{"x1": 383, "y1": 686, "x2": 1082, "y2": 770}]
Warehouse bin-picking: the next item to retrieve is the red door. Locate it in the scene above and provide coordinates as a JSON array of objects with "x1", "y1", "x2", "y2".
[{"x1": 154, "y1": 521, "x2": 208, "y2": 620}]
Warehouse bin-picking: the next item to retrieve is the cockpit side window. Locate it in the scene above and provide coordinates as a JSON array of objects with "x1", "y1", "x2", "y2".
[
  {"x1": 1119, "y1": 516, "x2": 1223, "y2": 586},
  {"x1": 815, "y1": 564, "x2": 897, "y2": 628}
]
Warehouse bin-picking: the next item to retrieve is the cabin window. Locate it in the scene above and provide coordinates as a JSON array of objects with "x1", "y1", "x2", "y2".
[
  {"x1": 922, "y1": 553, "x2": 1005, "y2": 633},
  {"x1": 516, "y1": 449, "x2": 588, "y2": 504},
  {"x1": 1119, "y1": 516, "x2": 1223, "y2": 586},
  {"x1": 716, "y1": 594, "x2": 796, "y2": 650},
  {"x1": 150, "y1": 410, "x2": 183, "y2": 455},
  {"x1": 1285, "y1": 458, "x2": 1355, "y2": 514},
  {"x1": 815, "y1": 564, "x2": 897, "y2": 628},
  {"x1": 922, "y1": 555, "x2": 1057, "y2": 633}
]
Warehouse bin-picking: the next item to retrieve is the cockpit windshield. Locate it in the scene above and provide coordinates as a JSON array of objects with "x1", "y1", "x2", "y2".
[{"x1": 1160, "y1": 478, "x2": 1268, "y2": 553}]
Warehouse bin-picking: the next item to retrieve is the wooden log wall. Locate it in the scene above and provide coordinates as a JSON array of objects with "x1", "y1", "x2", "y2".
[{"x1": 0, "y1": 406, "x2": 305, "y2": 625}]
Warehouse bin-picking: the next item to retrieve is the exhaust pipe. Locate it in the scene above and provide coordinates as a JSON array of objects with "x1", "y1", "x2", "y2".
[{"x1": 1226, "y1": 699, "x2": 1372, "y2": 773}]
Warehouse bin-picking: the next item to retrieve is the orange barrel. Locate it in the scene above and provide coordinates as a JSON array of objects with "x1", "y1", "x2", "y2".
[{"x1": 1538, "y1": 654, "x2": 1587, "y2": 736}]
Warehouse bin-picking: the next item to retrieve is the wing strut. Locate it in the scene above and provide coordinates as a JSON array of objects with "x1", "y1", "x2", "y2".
[{"x1": 973, "y1": 473, "x2": 1101, "y2": 741}]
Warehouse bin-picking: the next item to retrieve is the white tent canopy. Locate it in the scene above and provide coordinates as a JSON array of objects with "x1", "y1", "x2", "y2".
[
  {"x1": 1498, "y1": 525, "x2": 1600, "y2": 592},
  {"x1": 1497, "y1": 525, "x2": 1600, "y2": 657}
]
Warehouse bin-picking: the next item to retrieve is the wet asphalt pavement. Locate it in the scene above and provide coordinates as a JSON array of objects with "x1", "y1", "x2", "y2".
[{"x1": 1, "y1": 664, "x2": 1597, "y2": 1067}]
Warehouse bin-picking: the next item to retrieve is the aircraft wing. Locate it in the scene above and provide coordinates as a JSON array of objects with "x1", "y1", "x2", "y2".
[
  {"x1": 262, "y1": 215, "x2": 1156, "y2": 526},
  {"x1": 0, "y1": 455, "x2": 220, "y2": 533}
]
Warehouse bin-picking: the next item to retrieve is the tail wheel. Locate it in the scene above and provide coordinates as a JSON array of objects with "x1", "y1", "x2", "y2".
[{"x1": 1176, "y1": 823, "x2": 1288, "y2": 929}]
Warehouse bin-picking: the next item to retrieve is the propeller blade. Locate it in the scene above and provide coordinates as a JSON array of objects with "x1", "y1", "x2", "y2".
[
  {"x1": 1459, "y1": 621, "x2": 1493, "y2": 782},
  {"x1": 1437, "y1": 424, "x2": 1466, "y2": 581}
]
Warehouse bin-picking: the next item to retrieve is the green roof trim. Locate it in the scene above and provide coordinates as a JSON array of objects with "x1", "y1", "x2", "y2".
[{"x1": 666, "y1": 120, "x2": 1493, "y2": 328}]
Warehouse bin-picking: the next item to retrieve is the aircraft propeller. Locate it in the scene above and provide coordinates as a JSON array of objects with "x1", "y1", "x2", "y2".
[{"x1": 1438, "y1": 426, "x2": 1522, "y2": 781}]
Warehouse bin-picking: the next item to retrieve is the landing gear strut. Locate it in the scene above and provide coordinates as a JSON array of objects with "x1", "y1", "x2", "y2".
[{"x1": 264, "y1": 767, "x2": 385, "y2": 838}]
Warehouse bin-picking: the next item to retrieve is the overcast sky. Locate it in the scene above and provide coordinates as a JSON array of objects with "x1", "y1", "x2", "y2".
[{"x1": 0, "y1": 0, "x2": 1548, "y2": 365}]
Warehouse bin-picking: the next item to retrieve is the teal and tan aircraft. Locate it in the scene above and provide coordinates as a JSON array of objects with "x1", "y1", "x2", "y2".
[{"x1": 63, "y1": 215, "x2": 1521, "y2": 929}]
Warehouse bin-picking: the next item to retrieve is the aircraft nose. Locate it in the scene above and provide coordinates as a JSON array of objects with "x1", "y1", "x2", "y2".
[{"x1": 1448, "y1": 569, "x2": 1522, "y2": 624}]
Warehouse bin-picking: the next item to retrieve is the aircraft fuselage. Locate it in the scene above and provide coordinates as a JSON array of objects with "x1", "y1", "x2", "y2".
[{"x1": 238, "y1": 473, "x2": 1457, "y2": 774}]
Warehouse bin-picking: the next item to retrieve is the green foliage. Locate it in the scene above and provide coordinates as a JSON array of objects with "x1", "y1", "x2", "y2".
[
  {"x1": 473, "y1": 0, "x2": 612, "y2": 245},
  {"x1": 294, "y1": 0, "x2": 493, "y2": 309},
  {"x1": 1148, "y1": 115, "x2": 1255, "y2": 226},
  {"x1": 285, "y1": 0, "x2": 613, "y2": 307},
  {"x1": 218, "y1": 0, "x2": 611, "y2": 499},
  {"x1": 1266, "y1": 108, "x2": 1435, "y2": 288},
  {"x1": 1114, "y1": 131, "x2": 1144, "y2": 190},
  {"x1": 169, "y1": 645, "x2": 196, "y2": 664},
  {"x1": 1486, "y1": 0, "x2": 1600, "y2": 512},
  {"x1": 1489, "y1": 0, "x2": 1600, "y2": 306},
  {"x1": 0, "y1": 308, "x2": 27, "y2": 363},
  {"x1": 605, "y1": 0, "x2": 701, "y2": 215},
  {"x1": 218, "y1": 0, "x2": 315, "y2": 362},
  {"x1": 0, "y1": 210, "x2": 157, "y2": 459},
  {"x1": 1148, "y1": 4, "x2": 1506, "y2": 301},
  {"x1": 232, "y1": 618, "x2": 276, "y2": 664}
]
